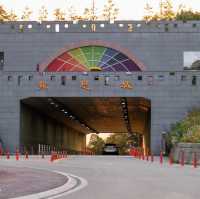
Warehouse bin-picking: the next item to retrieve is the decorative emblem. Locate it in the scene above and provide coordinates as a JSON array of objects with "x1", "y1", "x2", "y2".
[
  {"x1": 120, "y1": 81, "x2": 133, "y2": 90},
  {"x1": 80, "y1": 80, "x2": 90, "y2": 91},
  {"x1": 38, "y1": 80, "x2": 48, "y2": 90}
]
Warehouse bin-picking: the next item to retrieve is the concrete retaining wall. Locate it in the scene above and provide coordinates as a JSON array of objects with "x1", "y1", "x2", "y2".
[{"x1": 172, "y1": 143, "x2": 200, "y2": 164}]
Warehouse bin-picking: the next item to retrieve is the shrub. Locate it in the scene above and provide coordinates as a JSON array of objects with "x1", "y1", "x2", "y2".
[{"x1": 168, "y1": 109, "x2": 200, "y2": 145}]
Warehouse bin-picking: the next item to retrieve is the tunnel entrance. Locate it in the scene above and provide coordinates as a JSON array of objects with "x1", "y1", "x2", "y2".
[{"x1": 20, "y1": 97, "x2": 151, "y2": 154}]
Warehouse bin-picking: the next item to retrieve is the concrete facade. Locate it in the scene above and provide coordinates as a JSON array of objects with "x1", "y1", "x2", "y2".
[{"x1": 0, "y1": 20, "x2": 200, "y2": 154}]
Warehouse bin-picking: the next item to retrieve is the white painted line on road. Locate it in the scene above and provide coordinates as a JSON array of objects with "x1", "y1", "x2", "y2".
[
  {"x1": 49, "y1": 173, "x2": 88, "y2": 199},
  {"x1": 10, "y1": 171, "x2": 88, "y2": 199}
]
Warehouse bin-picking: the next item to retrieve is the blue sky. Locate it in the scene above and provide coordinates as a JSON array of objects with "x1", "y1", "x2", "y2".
[{"x1": 1, "y1": 0, "x2": 200, "y2": 20}]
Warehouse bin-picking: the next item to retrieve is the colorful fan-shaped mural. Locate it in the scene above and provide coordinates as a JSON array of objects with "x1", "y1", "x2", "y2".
[{"x1": 46, "y1": 46, "x2": 142, "y2": 72}]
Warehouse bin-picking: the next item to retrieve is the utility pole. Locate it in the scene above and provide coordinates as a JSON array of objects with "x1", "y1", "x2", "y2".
[{"x1": 92, "y1": 0, "x2": 95, "y2": 21}]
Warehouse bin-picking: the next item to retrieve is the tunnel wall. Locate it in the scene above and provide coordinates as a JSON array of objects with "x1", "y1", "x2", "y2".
[
  {"x1": 20, "y1": 103, "x2": 86, "y2": 152},
  {"x1": 0, "y1": 71, "x2": 200, "y2": 154}
]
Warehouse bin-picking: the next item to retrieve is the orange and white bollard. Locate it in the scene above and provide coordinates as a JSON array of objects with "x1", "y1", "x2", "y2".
[
  {"x1": 193, "y1": 152, "x2": 197, "y2": 168},
  {"x1": 180, "y1": 151, "x2": 185, "y2": 167},
  {"x1": 142, "y1": 152, "x2": 145, "y2": 160},
  {"x1": 160, "y1": 151, "x2": 163, "y2": 165},
  {"x1": 0, "y1": 147, "x2": 3, "y2": 158},
  {"x1": 15, "y1": 149, "x2": 19, "y2": 161},
  {"x1": 169, "y1": 153, "x2": 173, "y2": 165},
  {"x1": 25, "y1": 151, "x2": 29, "y2": 160},
  {"x1": 6, "y1": 150, "x2": 10, "y2": 159},
  {"x1": 50, "y1": 151, "x2": 54, "y2": 162}
]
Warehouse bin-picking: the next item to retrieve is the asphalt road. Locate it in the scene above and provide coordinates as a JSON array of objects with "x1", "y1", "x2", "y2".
[{"x1": 0, "y1": 156, "x2": 200, "y2": 199}]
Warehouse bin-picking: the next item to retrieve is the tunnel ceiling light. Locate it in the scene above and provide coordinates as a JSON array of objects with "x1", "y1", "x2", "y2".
[{"x1": 50, "y1": 98, "x2": 101, "y2": 135}]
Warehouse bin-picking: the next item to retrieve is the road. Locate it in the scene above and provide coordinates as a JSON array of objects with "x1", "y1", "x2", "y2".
[{"x1": 0, "y1": 156, "x2": 200, "y2": 199}]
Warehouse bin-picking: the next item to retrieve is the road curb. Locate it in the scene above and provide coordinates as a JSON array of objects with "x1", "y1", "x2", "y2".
[{"x1": 10, "y1": 170, "x2": 88, "y2": 199}]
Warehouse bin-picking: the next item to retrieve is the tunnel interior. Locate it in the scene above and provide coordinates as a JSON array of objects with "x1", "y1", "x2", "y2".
[{"x1": 20, "y1": 97, "x2": 151, "y2": 154}]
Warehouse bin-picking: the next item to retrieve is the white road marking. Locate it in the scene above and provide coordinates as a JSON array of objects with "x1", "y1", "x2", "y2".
[{"x1": 10, "y1": 171, "x2": 88, "y2": 199}]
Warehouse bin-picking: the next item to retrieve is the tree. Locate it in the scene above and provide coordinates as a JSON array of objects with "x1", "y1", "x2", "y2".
[
  {"x1": 103, "y1": 0, "x2": 119, "y2": 21},
  {"x1": 67, "y1": 6, "x2": 76, "y2": 21},
  {"x1": 106, "y1": 133, "x2": 130, "y2": 155},
  {"x1": 143, "y1": 0, "x2": 175, "y2": 21},
  {"x1": 143, "y1": 3, "x2": 154, "y2": 22},
  {"x1": 0, "y1": 5, "x2": 10, "y2": 21},
  {"x1": 167, "y1": 109, "x2": 200, "y2": 146},
  {"x1": 66, "y1": 6, "x2": 84, "y2": 21},
  {"x1": 38, "y1": 6, "x2": 48, "y2": 21},
  {"x1": 21, "y1": 6, "x2": 32, "y2": 21},
  {"x1": 176, "y1": 9, "x2": 200, "y2": 21},
  {"x1": 160, "y1": 0, "x2": 175, "y2": 20},
  {"x1": 53, "y1": 8, "x2": 66, "y2": 21},
  {"x1": 83, "y1": 7, "x2": 98, "y2": 21},
  {"x1": 87, "y1": 134, "x2": 105, "y2": 155},
  {"x1": 9, "y1": 10, "x2": 18, "y2": 21}
]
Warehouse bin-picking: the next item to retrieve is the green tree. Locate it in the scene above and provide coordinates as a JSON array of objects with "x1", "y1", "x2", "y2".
[
  {"x1": 103, "y1": 0, "x2": 119, "y2": 21},
  {"x1": 88, "y1": 134, "x2": 105, "y2": 155},
  {"x1": 176, "y1": 9, "x2": 200, "y2": 21},
  {"x1": 106, "y1": 133, "x2": 130, "y2": 155},
  {"x1": 38, "y1": 6, "x2": 48, "y2": 21},
  {"x1": 21, "y1": 6, "x2": 32, "y2": 21},
  {"x1": 168, "y1": 109, "x2": 200, "y2": 146}
]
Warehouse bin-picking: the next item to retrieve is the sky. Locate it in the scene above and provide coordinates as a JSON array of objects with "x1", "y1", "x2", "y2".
[{"x1": 1, "y1": 0, "x2": 200, "y2": 20}]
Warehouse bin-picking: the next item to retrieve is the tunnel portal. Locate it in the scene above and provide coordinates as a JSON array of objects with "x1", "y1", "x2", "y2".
[{"x1": 20, "y1": 97, "x2": 151, "y2": 154}]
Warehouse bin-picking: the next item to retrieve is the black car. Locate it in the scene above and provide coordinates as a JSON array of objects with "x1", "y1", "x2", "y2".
[{"x1": 102, "y1": 143, "x2": 119, "y2": 155}]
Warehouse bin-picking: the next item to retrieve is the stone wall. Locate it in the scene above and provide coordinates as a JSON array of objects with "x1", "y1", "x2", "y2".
[{"x1": 172, "y1": 143, "x2": 200, "y2": 164}]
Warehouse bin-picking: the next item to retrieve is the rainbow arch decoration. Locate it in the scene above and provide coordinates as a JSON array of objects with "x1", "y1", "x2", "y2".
[{"x1": 46, "y1": 46, "x2": 143, "y2": 72}]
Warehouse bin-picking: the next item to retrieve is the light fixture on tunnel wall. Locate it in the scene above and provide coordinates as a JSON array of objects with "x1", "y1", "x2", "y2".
[
  {"x1": 120, "y1": 97, "x2": 132, "y2": 134},
  {"x1": 47, "y1": 97, "x2": 100, "y2": 134}
]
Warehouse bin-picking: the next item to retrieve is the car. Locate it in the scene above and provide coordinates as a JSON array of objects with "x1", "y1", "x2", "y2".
[{"x1": 102, "y1": 143, "x2": 119, "y2": 155}]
